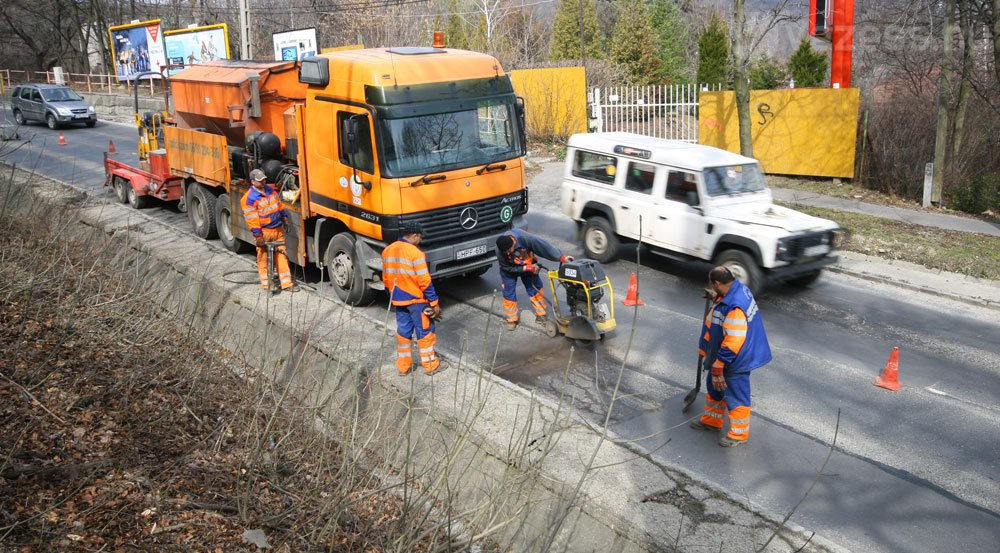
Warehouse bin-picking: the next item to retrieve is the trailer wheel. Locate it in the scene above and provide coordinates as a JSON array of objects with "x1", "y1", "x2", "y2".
[
  {"x1": 216, "y1": 193, "x2": 252, "y2": 254},
  {"x1": 112, "y1": 176, "x2": 129, "y2": 204},
  {"x1": 188, "y1": 183, "x2": 218, "y2": 240},
  {"x1": 714, "y1": 249, "x2": 764, "y2": 296},
  {"x1": 126, "y1": 182, "x2": 152, "y2": 209},
  {"x1": 325, "y1": 233, "x2": 376, "y2": 306}
]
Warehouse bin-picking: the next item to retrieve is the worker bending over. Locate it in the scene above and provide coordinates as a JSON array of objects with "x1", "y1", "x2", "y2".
[{"x1": 495, "y1": 229, "x2": 572, "y2": 331}]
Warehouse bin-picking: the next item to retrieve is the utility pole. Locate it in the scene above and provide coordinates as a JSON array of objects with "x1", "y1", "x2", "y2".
[{"x1": 238, "y1": 0, "x2": 253, "y2": 60}]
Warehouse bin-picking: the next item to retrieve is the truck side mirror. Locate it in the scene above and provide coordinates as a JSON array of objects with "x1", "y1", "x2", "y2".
[
  {"x1": 342, "y1": 118, "x2": 360, "y2": 156},
  {"x1": 515, "y1": 96, "x2": 527, "y2": 155}
]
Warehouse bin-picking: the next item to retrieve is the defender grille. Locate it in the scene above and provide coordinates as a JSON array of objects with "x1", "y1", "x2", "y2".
[{"x1": 785, "y1": 231, "x2": 830, "y2": 259}]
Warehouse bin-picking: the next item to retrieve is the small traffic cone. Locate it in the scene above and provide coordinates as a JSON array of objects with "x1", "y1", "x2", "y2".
[
  {"x1": 622, "y1": 272, "x2": 644, "y2": 306},
  {"x1": 874, "y1": 347, "x2": 902, "y2": 391},
  {"x1": 107, "y1": 139, "x2": 116, "y2": 154},
  {"x1": 58, "y1": 132, "x2": 67, "y2": 146}
]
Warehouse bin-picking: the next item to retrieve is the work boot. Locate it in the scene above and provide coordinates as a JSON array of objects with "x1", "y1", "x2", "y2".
[
  {"x1": 535, "y1": 314, "x2": 548, "y2": 324},
  {"x1": 282, "y1": 285, "x2": 301, "y2": 293},
  {"x1": 506, "y1": 320, "x2": 518, "y2": 331},
  {"x1": 719, "y1": 436, "x2": 748, "y2": 447},
  {"x1": 690, "y1": 419, "x2": 722, "y2": 432},
  {"x1": 425, "y1": 359, "x2": 448, "y2": 376}
]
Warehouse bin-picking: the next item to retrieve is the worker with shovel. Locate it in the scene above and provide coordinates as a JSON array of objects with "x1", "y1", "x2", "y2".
[{"x1": 690, "y1": 266, "x2": 772, "y2": 447}]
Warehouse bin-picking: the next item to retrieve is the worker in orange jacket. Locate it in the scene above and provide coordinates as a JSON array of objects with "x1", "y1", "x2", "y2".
[
  {"x1": 382, "y1": 222, "x2": 443, "y2": 375},
  {"x1": 241, "y1": 169, "x2": 297, "y2": 293}
]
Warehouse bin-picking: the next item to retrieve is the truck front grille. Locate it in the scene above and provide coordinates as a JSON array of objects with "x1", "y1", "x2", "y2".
[{"x1": 398, "y1": 190, "x2": 526, "y2": 248}]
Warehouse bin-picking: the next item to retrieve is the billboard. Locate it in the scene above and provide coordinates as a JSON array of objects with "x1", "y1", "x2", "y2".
[
  {"x1": 164, "y1": 24, "x2": 231, "y2": 75},
  {"x1": 108, "y1": 20, "x2": 166, "y2": 81},
  {"x1": 272, "y1": 28, "x2": 319, "y2": 61}
]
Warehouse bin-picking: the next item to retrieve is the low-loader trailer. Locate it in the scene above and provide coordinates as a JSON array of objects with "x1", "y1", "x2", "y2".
[{"x1": 105, "y1": 46, "x2": 528, "y2": 305}]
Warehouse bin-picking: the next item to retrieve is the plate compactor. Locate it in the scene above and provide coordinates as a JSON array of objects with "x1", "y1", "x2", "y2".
[{"x1": 543, "y1": 259, "x2": 616, "y2": 342}]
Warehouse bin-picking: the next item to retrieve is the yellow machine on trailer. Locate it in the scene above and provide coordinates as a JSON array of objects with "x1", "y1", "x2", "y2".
[{"x1": 542, "y1": 259, "x2": 616, "y2": 343}]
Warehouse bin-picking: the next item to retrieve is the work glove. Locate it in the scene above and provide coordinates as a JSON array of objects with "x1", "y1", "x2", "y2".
[
  {"x1": 255, "y1": 235, "x2": 265, "y2": 247},
  {"x1": 710, "y1": 360, "x2": 727, "y2": 392},
  {"x1": 431, "y1": 305, "x2": 442, "y2": 319},
  {"x1": 560, "y1": 255, "x2": 574, "y2": 263},
  {"x1": 523, "y1": 263, "x2": 537, "y2": 274}
]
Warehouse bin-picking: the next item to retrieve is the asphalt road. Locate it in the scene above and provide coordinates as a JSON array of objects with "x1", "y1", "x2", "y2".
[{"x1": 2, "y1": 114, "x2": 998, "y2": 553}]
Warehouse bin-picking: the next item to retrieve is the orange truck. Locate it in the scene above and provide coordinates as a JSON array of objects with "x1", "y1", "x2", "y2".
[{"x1": 104, "y1": 46, "x2": 528, "y2": 304}]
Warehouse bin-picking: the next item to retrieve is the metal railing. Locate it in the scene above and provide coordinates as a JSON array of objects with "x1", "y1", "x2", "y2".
[
  {"x1": 0, "y1": 68, "x2": 164, "y2": 97},
  {"x1": 589, "y1": 83, "x2": 724, "y2": 142}
]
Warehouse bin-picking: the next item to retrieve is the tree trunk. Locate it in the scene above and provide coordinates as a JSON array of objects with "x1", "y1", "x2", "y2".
[
  {"x1": 993, "y1": 0, "x2": 1000, "y2": 89},
  {"x1": 732, "y1": 0, "x2": 753, "y2": 157},
  {"x1": 931, "y1": 0, "x2": 956, "y2": 205},
  {"x1": 950, "y1": 0, "x2": 974, "y2": 171}
]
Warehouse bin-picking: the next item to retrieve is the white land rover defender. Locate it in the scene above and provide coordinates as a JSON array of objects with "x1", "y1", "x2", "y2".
[{"x1": 560, "y1": 132, "x2": 845, "y2": 293}]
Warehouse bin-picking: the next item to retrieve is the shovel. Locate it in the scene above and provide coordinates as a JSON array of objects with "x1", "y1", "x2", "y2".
[{"x1": 681, "y1": 291, "x2": 716, "y2": 413}]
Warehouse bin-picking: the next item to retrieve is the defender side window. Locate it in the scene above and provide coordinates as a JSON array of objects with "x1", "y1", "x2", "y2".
[
  {"x1": 666, "y1": 170, "x2": 699, "y2": 205},
  {"x1": 337, "y1": 111, "x2": 374, "y2": 174},
  {"x1": 572, "y1": 150, "x2": 618, "y2": 185},
  {"x1": 624, "y1": 161, "x2": 655, "y2": 195}
]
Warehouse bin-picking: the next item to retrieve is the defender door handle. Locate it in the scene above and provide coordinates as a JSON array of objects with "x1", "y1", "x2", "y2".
[{"x1": 620, "y1": 206, "x2": 630, "y2": 210}]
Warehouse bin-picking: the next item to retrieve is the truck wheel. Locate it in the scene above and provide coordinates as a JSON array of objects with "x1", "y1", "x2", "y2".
[
  {"x1": 13, "y1": 110, "x2": 25, "y2": 125},
  {"x1": 216, "y1": 193, "x2": 252, "y2": 254},
  {"x1": 714, "y1": 249, "x2": 764, "y2": 295},
  {"x1": 188, "y1": 184, "x2": 218, "y2": 240},
  {"x1": 126, "y1": 182, "x2": 152, "y2": 209},
  {"x1": 325, "y1": 233, "x2": 376, "y2": 306},
  {"x1": 788, "y1": 270, "x2": 823, "y2": 288},
  {"x1": 583, "y1": 216, "x2": 620, "y2": 263},
  {"x1": 113, "y1": 176, "x2": 129, "y2": 204},
  {"x1": 46, "y1": 113, "x2": 59, "y2": 130}
]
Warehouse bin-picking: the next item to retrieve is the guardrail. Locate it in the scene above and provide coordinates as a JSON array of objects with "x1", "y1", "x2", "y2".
[{"x1": 0, "y1": 68, "x2": 164, "y2": 97}]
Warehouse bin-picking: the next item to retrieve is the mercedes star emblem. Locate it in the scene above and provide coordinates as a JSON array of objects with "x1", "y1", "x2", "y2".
[{"x1": 459, "y1": 207, "x2": 479, "y2": 230}]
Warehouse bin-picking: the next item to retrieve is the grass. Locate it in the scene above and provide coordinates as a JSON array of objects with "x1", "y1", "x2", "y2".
[{"x1": 786, "y1": 204, "x2": 1000, "y2": 280}]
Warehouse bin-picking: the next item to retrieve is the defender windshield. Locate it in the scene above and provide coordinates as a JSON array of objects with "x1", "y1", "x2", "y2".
[
  {"x1": 41, "y1": 88, "x2": 84, "y2": 102},
  {"x1": 379, "y1": 98, "x2": 520, "y2": 178},
  {"x1": 703, "y1": 164, "x2": 767, "y2": 196}
]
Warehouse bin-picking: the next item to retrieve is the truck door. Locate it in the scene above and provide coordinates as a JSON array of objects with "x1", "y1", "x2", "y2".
[
  {"x1": 655, "y1": 169, "x2": 705, "y2": 256},
  {"x1": 616, "y1": 160, "x2": 661, "y2": 244}
]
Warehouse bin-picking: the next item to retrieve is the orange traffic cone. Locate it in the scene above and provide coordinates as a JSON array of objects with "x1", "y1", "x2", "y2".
[
  {"x1": 108, "y1": 139, "x2": 116, "y2": 154},
  {"x1": 622, "y1": 272, "x2": 644, "y2": 306},
  {"x1": 874, "y1": 347, "x2": 902, "y2": 391},
  {"x1": 58, "y1": 132, "x2": 67, "y2": 146}
]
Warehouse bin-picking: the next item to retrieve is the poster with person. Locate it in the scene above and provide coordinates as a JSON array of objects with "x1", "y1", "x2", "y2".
[
  {"x1": 164, "y1": 24, "x2": 231, "y2": 75},
  {"x1": 108, "y1": 20, "x2": 166, "y2": 81}
]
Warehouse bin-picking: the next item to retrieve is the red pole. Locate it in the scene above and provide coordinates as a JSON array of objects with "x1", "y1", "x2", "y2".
[{"x1": 830, "y1": 0, "x2": 855, "y2": 88}]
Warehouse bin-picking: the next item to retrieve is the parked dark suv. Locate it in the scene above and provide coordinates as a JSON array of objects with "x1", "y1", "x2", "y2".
[{"x1": 10, "y1": 84, "x2": 97, "y2": 129}]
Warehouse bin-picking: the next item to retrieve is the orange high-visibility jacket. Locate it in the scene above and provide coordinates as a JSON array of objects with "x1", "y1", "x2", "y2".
[
  {"x1": 241, "y1": 185, "x2": 286, "y2": 237},
  {"x1": 381, "y1": 239, "x2": 439, "y2": 307}
]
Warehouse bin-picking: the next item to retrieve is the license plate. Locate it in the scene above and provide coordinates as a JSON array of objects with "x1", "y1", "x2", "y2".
[
  {"x1": 803, "y1": 244, "x2": 830, "y2": 257},
  {"x1": 456, "y1": 245, "x2": 487, "y2": 260},
  {"x1": 74, "y1": 114, "x2": 89, "y2": 119}
]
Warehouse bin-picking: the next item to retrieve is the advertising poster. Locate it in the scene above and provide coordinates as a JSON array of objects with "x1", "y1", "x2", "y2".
[
  {"x1": 164, "y1": 24, "x2": 231, "y2": 75},
  {"x1": 108, "y1": 20, "x2": 166, "y2": 81},
  {"x1": 272, "y1": 28, "x2": 319, "y2": 61}
]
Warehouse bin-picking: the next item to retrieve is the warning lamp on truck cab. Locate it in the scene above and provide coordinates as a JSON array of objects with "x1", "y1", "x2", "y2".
[{"x1": 299, "y1": 57, "x2": 329, "y2": 86}]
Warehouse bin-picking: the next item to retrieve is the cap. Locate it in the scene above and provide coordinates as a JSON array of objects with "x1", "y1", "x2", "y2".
[
  {"x1": 496, "y1": 234, "x2": 514, "y2": 252},
  {"x1": 249, "y1": 168, "x2": 266, "y2": 183},
  {"x1": 401, "y1": 221, "x2": 423, "y2": 236}
]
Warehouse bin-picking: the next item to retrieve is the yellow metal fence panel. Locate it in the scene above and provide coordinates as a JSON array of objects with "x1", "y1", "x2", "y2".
[
  {"x1": 509, "y1": 67, "x2": 587, "y2": 139},
  {"x1": 698, "y1": 88, "x2": 861, "y2": 179}
]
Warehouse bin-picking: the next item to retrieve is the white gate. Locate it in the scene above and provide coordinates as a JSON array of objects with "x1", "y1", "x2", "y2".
[{"x1": 588, "y1": 84, "x2": 722, "y2": 142}]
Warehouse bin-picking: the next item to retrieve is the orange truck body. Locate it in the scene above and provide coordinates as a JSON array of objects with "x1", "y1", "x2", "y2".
[{"x1": 105, "y1": 47, "x2": 528, "y2": 304}]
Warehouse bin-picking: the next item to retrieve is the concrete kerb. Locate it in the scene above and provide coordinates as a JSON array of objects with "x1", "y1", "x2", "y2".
[{"x1": 2, "y1": 167, "x2": 846, "y2": 553}]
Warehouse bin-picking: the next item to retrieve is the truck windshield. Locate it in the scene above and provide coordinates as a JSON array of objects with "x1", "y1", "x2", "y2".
[
  {"x1": 379, "y1": 99, "x2": 520, "y2": 178},
  {"x1": 703, "y1": 164, "x2": 767, "y2": 196}
]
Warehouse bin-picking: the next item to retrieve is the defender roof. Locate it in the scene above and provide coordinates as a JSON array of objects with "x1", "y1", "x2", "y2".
[{"x1": 568, "y1": 132, "x2": 758, "y2": 171}]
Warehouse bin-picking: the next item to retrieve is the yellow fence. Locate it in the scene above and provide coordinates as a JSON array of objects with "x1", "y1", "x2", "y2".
[
  {"x1": 698, "y1": 88, "x2": 861, "y2": 178},
  {"x1": 509, "y1": 67, "x2": 587, "y2": 139}
]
